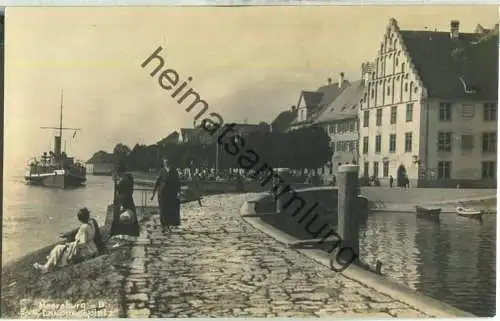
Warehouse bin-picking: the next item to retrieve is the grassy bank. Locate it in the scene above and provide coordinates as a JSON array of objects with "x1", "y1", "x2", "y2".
[
  {"x1": 0, "y1": 206, "x2": 159, "y2": 318},
  {"x1": 1, "y1": 246, "x2": 130, "y2": 317}
]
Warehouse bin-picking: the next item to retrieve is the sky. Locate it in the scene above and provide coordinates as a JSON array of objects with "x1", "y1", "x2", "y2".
[{"x1": 4, "y1": 5, "x2": 498, "y2": 176}]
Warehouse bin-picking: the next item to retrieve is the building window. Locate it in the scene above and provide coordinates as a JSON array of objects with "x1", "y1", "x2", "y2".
[
  {"x1": 363, "y1": 110, "x2": 369, "y2": 128},
  {"x1": 363, "y1": 136, "x2": 369, "y2": 154},
  {"x1": 330, "y1": 141, "x2": 335, "y2": 153},
  {"x1": 439, "y1": 102, "x2": 452, "y2": 121},
  {"x1": 376, "y1": 109, "x2": 382, "y2": 126},
  {"x1": 373, "y1": 162, "x2": 379, "y2": 178},
  {"x1": 348, "y1": 120, "x2": 355, "y2": 132},
  {"x1": 482, "y1": 132, "x2": 497, "y2": 153},
  {"x1": 395, "y1": 58, "x2": 399, "y2": 66},
  {"x1": 402, "y1": 63, "x2": 405, "y2": 73},
  {"x1": 390, "y1": 106, "x2": 397, "y2": 124},
  {"x1": 375, "y1": 135, "x2": 382, "y2": 153},
  {"x1": 387, "y1": 86, "x2": 391, "y2": 96},
  {"x1": 383, "y1": 161, "x2": 389, "y2": 178},
  {"x1": 389, "y1": 134, "x2": 396, "y2": 153},
  {"x1": 461, "y1": 104, "x2": 474, "y2": 118},
  {"x1": 363, "y1": 162, "x2": 369, "y2": 177},
  {"x1": 484, "y1": 103, "x2": 497, "y2": 121},
  {"x1": 482, "y1": 161, "x2": 496, "y2": 179},
  {"x1": 404, "y1": 83, "x2": 408, "y2": 92},
  {"x1": 404, "y1": 132, "x2": 412, "y2": 153},
  {"x1": 406, "y1": 103, "x2": 413, "y2": 122},
  {"x1": 337, "y1": 142, "x2": 344, "y2": 152},
  {"x1": 461, "y1": 134, "x2": 474, "y2": 150},
  {"x1": 370, "y1": 89, "x2": 375, "y2": 99},
  {"x1": 437, "y1": 161, "x2": 451, "y2": 179},
  {"x1": 438, "y1": 132, "x2": 452, "y2": 152}
]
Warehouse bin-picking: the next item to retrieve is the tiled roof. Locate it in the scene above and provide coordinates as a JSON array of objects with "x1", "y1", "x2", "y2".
[
  {"x1": 400, "y1": 29, "x2": 498, "y2": 100},
  {"x1": 318, "y1": 82, "x2": 350, "y2": 105},
  {"x1": 312, "y1": 80, "x2": 351, "y2": 118},
  {"x1": 291, "y1": 80, "x2": 351, "y2": 125},
  {"x1": 301, "y1": 91, "x2": 324, "y2": 108},
  {"x1": 314, "y1": 80, "x2": 365, "y2": 124}
]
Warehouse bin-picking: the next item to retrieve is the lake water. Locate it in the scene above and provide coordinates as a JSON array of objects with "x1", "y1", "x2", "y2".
[
  {"x1": 360, "y1": 211, "x2": 496, "y2": 317},
  {"x1": 2, "y1": 175, "x2": 496, "y2": 316},
  {"x1": 2, "y1": 175, "x2": 117, "y2": 265}
]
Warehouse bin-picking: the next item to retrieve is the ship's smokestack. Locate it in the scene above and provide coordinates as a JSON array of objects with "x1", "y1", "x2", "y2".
[{"x1": 54, "y1": 136, "x2": 62, "y2": 157}]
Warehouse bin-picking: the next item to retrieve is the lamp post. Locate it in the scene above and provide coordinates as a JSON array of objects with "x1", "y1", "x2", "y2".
[{"x1": 215, "y1": 142, "x2": 219, "y2": 178}]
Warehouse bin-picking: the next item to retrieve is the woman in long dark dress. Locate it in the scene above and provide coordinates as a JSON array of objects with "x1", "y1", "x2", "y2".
[
  {"x1": 110, "y1": 162, "x2": 140, "y2": 238},
  {"x1": 151, "y1": 157, "x2": 181, "y2": 233}
]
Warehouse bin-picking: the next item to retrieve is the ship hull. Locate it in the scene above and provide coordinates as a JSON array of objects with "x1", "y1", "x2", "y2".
[{"x1": 25, "y1": 171, "x2": 86, "y2": 189}]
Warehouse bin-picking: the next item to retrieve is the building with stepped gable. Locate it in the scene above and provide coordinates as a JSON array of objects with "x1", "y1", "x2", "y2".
[{"x1": 358, "y1": 18, "x2": 498, "y2": 188}]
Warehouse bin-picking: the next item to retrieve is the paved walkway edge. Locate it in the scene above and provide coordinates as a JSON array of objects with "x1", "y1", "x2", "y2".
[{"x1": 240, "y1": 198, "x2": 476, "y2": 318}]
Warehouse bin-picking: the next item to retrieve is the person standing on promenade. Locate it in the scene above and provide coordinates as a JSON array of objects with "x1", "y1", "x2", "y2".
[
  {"x1": 110, "y1": 161, "x2": 140, "y2": 241},
  {"x1": 151, "y1": 157, "x2": 181, "y2": 233},
  {"x1": 389, "y1": 175, "x2": 394, "y2": 188}
]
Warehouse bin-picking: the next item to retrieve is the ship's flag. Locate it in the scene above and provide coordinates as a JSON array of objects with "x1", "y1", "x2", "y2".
[{"x1": 73, "y1": 130, "x2": 77, "y2": 138}]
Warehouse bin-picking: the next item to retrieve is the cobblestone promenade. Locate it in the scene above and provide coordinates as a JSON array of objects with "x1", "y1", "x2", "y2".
[{"x1": 121, "y1": 194, "x2": 430, "y2": 318}]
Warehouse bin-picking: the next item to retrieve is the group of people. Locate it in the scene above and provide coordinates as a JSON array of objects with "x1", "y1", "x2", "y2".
[{"x1": 33, "y1": 157, "x2": 182, "y2": 273}]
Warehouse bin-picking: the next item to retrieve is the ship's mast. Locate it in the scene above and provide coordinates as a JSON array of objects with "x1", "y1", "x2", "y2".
[
  {"x1": 40, "y1": 89, "x2": 81, "y2": 164},
  {"x1": 59, "y1": 89, "x2": 63, "y2": 148}
]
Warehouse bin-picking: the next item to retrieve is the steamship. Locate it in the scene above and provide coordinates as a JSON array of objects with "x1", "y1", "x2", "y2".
[{"x1": 24, "y1": 91, "x2": 87, "y2": 189}]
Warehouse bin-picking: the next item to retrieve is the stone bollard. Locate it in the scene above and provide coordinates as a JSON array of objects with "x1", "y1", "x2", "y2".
[
  {"x1": 276, "y1": 168, "x2": 291, "y2": 213},
  {"x1": 337, "y1": 164, "x2": 360, "y2": 264}
]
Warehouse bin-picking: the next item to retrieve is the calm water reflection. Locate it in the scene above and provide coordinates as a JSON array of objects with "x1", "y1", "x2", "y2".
[{"x1": 360, "y1": 212, "x2": 496, "y2": 317}]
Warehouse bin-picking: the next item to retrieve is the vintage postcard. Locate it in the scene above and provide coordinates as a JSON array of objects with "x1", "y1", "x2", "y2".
[{"x1": 1, "y1": 5, "x2": 497, "y2": 318}]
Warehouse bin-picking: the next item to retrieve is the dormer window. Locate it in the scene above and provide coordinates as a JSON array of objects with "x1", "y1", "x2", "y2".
[{"x1": 459, "y1": 76, "x2": 477, "y2": 94}]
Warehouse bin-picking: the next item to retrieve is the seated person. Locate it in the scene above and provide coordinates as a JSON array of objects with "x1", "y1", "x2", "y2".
[
  {"x1": 59, "y1": 213, "x2": 106, "y2": 254},
  {"x1": 33, "y1": 207, "x2": 100, "y2": 274}
]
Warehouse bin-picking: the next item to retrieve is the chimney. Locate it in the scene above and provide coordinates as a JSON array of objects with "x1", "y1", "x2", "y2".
[
  {"x1": 327, "y1": 77, "x2": 332, "y2": 85},
  {"x1": 361, "y1": 62, "x2": 373, "y2": 86},
  {"x1": 338, "y1": 72, "x2": 345, "y2": 88},
  {"x1": 450, "y1": 20, "x2": 460, "y2": 40}
]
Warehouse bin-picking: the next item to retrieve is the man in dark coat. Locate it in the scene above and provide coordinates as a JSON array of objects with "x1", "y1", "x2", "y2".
[{"x1": 151, "y1": 157, "x2": 181, "y2": 233}]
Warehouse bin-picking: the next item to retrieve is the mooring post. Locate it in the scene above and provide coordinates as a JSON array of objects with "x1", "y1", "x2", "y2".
[
  {"x1": 337, "y1": 164, "x2": 360, "y2": 263},
  {"x1": 276, "y1": 168, "x2": 291, "y2": 213}
]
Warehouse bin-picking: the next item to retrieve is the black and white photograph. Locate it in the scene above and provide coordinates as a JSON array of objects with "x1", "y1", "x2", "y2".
[{"x1": 0, "y1": 4, "x2": 498, "y2": 318}]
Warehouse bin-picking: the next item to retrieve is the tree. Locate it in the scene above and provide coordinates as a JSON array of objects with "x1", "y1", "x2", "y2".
[
  {"x1": 285, "y1": 126, "x2": 332, "y2": 170},
  {"x1": 112, "y1": 143, "x2": 131, "y2": 166}
]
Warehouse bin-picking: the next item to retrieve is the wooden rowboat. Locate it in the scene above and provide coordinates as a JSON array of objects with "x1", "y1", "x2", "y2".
[
  {"x1": 456, "y1": 206, "x2": 483, "y2": 220},
  {"x1": 415, "y1": 205, "x2": 441, "y2": 221}
]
